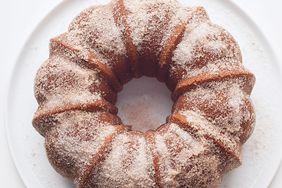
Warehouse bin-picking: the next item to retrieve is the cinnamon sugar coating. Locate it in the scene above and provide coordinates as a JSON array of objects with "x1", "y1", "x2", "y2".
[{"x1": 33, "y1": 0, "x2": 256, "y2": 187}]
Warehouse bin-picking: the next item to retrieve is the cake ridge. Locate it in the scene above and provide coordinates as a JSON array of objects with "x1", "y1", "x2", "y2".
[
  {"x1": 67, "y1": 4, "x2": 133, "y2": 84},
  {"x1": 76, "y1": 125, "x2": 130, "y2": 188},
  {"x1": 44, "y1": 111, "x2": 123, "y2": 178},
  {"x1": 112, "y1": 0, "x2": 140, "y2": 77},
  {"x1": 158, "y1": 6, "x2": 210, "y2": 82},
  {"x1": 168, "y1": 113, "x2": 241, "y2": 172},
  {"x1": 50, "y1": 37, "x2": 123, "y2": 92}
]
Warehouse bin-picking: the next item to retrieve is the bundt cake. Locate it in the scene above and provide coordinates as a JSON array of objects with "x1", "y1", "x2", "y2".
[{"x1": 32, "y1": 0, "x2": 256, "y2": 187}]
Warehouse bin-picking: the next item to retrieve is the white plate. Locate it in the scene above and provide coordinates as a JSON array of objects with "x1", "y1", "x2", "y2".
[{"x1": 4, "y1": 0, "x2": 282, "y2": 188}]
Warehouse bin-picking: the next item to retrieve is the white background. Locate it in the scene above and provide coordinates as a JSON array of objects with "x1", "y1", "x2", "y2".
[{"x1": 0, "y1": 0, "x2": 281, "y2": 187}]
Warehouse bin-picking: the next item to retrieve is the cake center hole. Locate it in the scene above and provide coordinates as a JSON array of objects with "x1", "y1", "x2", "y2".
[{"x1": 116, "y1": 77, "x2": 173, "y2": 132}]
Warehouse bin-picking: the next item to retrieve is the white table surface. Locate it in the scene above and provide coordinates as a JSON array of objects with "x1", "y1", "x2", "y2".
[{"x1": 0, "y1": 0, "x2": 281, "y2": 187}]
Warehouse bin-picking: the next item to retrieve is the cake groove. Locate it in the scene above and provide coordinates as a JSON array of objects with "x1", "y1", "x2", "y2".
[
  {"x1": 158, "y1": 22, "x2": 186, "y2": 83},
  {"x1": 145, "y1": 131, "x2": 162, "y2": 188},
  {"x1": 172, "y1": 70, "x2": 255, "y2": 100},
  {"x1": 33, "y1": 100, "x2": 118, "y2": 136},
  {"x1": 113, "y1": 0, "x2": 140, "y2": 77}
]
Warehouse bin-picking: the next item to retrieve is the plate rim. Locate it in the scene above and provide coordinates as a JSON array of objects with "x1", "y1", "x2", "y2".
[{"x1": 3, "y1": 0, "x2": 282, "y2": 187}]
